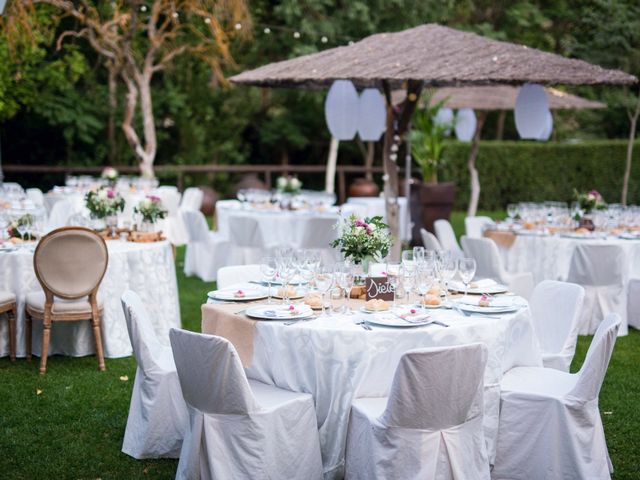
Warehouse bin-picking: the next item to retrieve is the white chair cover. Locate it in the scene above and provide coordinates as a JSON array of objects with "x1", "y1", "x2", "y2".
[
  {"x1": 26, "y1": 188, "x2": 44, "y2": 207},
  {"x1": 180, "y1": 187, "x2": 203, "y2": 211},
  {"x1": 345, "y1": 344, "x2": 490, "y2": 480},
  {"x1": 420, "y1": 228, "x2": 442, "y2": 251},
  {"x1": 464, "y1": 216, "x2": 494, "y2": 239},
  {"x1": 154, "y1": 187, "x2": 183, "y2": 243},
  {"x1": 566, "y1": 244, "x2": 627, "y2": 336},
  {"x1": 169, "y1": 329, "x2": 323, "y2": 480},
  {"x1": 627, "y1": 278, "x2": 640, "y2": 330},
  {"x1": 120, "y1": 291, "x2": 188, "y2": 459},
  {"x1": 216, "y1": 265, "x2": 262, "y2": 290},
  {"x1": 181, "y1": 210, "x2": 230, "y2": 282},
  {"x1": 46, "y1": 199, "x2": 78, "y2": 232},
  {"x1": 529, "y1": 280, "x2": 585, "y2": 372},
  {"x1": 493, "y1": 314, "x2": 621, "y2": 480},
  {"x1": 461, "y1": 236, "x2": 534, "y2": 299},
  {"x1": 434, "y1": 219, "x2": 465, "y2": 260}
]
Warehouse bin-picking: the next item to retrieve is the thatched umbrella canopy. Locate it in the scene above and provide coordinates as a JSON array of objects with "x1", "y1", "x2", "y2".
[
  {"x1": 231, "y1": 23, "x2": 636, "y2": 259},
  {"x1": 429, "y1": 86, "x2": 606, "y2": 111}
]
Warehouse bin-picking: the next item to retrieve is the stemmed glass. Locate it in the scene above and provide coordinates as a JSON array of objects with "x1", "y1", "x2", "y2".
[
  {"x1": 507, "y1": 203, "x2": 519, "y2": 223},
  {"x1": 276, "y1": 256, "x2": 296, "y2": 304},
  {"x1": 314, "y1": 267, "x2": 334, "y2": 317},
  {"x1": 441, "y1": 257, "x2": 457, "y2": 305},
  {"x1": 413, "y1": 246, "x2": 425, "y2": 267},
  {"x1": 458, "y1": 258, "x2": 477, "y2": 299},
  {"x1": 400, "y1": 264, "x2": 415, "y2": 306},
  {"x1": 334, "y1": 262, "x2": 355, "y2": 315},
  {"x1": 386, "y1": 261, "x2": 401, "y2": 308},
  {"x1": 260, "y1": 256, "x2": 277, "y2": 304},
  {"x1": 414, "y1": 265, "x2": 433, "y2": 312}
]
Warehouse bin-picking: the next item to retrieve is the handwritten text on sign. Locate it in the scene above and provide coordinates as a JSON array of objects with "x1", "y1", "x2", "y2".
[{"x1": 366, "y1": 277, "x2": 395, "y2": 301}]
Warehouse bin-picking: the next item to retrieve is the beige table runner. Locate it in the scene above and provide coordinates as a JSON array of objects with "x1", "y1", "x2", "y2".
[
  {"x1": 484, "y1": 229, "x2": 517, "y2": 249},
  {"x1": 201, "y1": 303, "x2": 258, "y2": 367}
]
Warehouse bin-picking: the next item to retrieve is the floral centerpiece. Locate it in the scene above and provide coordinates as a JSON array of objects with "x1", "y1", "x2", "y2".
[
  {"x1": 574, "y1": 189, "x2": 607, "y2": 215},
  {"x1": 101, "y1": 167, "x2": 119, "y2": 186},
  {"x1": 133, "y1": 195, "x2": 167, "y2": 231},
  {"x1": 332, "y1": 215, "x2": 393, "y2": 273},
  {"x1": 8, "y1": 213, "x2": 34, "y2": 240},
  {"x1": 85, "y1": 187, "x2": 125, "y2": 219},
  {"x1": 276, "y1": 175, "x2": 302, "y2": 194}
]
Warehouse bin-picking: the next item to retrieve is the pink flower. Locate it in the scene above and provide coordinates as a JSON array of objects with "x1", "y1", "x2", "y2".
[
  {"x1": 410, "y1": 309, "x2": 416, "y2": 314},
  {"x1": 588, "y1": 190, "x2": 602, "y2": 199},
  {"x1": 288, "y1": 305, "x2": 295, "y2": 311},
  {"x1": 148, "y1": 195, "x2": 161, "y2": 203},
  {"x1": 107, "y1": 189, "x2": 114, "y2": 199}
]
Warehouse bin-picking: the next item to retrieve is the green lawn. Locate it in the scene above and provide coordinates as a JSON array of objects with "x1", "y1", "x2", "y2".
[{"x1": 1, "y1": 216, "x2": 639, "y2": 479}]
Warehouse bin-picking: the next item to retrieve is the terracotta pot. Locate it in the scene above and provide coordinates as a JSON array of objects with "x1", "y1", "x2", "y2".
[
  {"x1": 404, "y1": 181, "x2": 456, "y2": 245},
  {"x1": 348, "y1": 178, "x2": 380, "y2": 198}
]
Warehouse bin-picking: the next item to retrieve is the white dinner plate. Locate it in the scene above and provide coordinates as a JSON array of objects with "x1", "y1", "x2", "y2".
[
  {"x1": 208, "y1": 287, "x2": 267, "y2": 301},
  {"x1": 414, "y1": 303, "x2": 443, "y2": 309},
  {"x1": 360, "y1": 306, "x2": 392, "y2": 314},
  {"x1": 272, "y1": 292, "x2": 305, "y2": 300},
  {"x1": 455, "y1": 296, "x2": 525, "y2": 314},
  {"x1": 270, "y1": 275, "x2": 309, "y2": 286},
  {"x1": 363, "y1": 312, "x2": 433, "y2": 328},
  {"x1": 618, "y1": 232, "x2": 640, "y2": 240},
  {"x1": 245, "y1": 304, "x2": 314, "y2": 320},
  {"x1": 448, "y1": 280, "x2": 508, "y2": 295}
]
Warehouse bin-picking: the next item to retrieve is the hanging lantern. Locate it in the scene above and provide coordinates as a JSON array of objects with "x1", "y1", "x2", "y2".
[
  {"x1": 324, "y1": 80, "x2": 359, "y2": 140},
  {"x1": 435, "y1": 107, "x2": 454, "y2": 136},
  {"x1": 357, "y1": 88, "x2": 386, "y2": 141},
  {"x1": 537, "y1": 110, "x2": 553, "y2": 141},
  {"x1": 515, "y1": 84, "x2": 550, "y2": 139},
  {"x1": 455, "y1": 108, "x2": 477, "y2": 142}
]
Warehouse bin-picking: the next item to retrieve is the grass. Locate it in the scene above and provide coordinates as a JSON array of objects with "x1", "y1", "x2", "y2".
[{"x1": 0, "y1": 213, "x2": 638, "y2": 479}]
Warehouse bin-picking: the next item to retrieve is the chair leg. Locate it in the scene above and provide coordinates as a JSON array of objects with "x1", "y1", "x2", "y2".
[
  {"x1": 92, "y1": 313, "x2": 106, "y2": 372},
  {"x1": 25, "y1": 309, "x2": 32, "y2": 362},
  {"x1": 7, "y1": 304, "x2": 16, "y2": 362},
  {"x1": 39, "y1": 312, "x2": 51, "y2": 375}
]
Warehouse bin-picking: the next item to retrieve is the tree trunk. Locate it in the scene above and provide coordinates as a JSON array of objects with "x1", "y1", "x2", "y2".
[
  {"x1": 365, "y1": 142, "x2": 374, "y2": 181},
  {"x1": 325, "y1": 137, "x2": 339, "y2": 193},
  {"x1": 496, "y1": 110, "x2": 506, "y2": 140},
  {"x1": 136, "y1": 72, "x2": 157, "y2": 178},
  {"x1": 467, "y1": 111, "x2": 488, "y2": 217},
  {"x1": 622, "y1": 95, "x2": 640, "y2": 205},
  {"x1": 107, "y1": 64, "x2": 118, "y2": 166},
  {"x1": 382, "y1": 80, "x2": 423, "y2": 260}
]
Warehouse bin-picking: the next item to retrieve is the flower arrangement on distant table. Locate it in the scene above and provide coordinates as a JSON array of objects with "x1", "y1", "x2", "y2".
[
  {"x1": 574, "y1": 189, "x2": 607, "y2": 216},
  {"x1": 133, "y1": 195, "x2": 167, "y2": 223},
  {"x1": 331, "y1": 214, "x2": 392, "y2": 265},
  {"x1": 101, "y1": 167, "x2": 119, "y2": 186},
  {"x1": 9, "y1": 213, "x2": 34, "y2": 240},
  {"x1": 276, "y1": 175, "x2": 302, "y2": 194},
  {"x1": 85, "y1": 187, "x2": 125, "y2": 219}
]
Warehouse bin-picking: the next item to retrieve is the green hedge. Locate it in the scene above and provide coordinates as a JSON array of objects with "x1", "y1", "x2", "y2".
[{"x1": 439, "y1": 140, "x2": 640, "y2": 210}]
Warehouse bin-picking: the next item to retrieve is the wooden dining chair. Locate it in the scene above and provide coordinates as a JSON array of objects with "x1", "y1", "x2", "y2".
[
  {"x1": 25, "y1": 227, "x2": 109, "y2": 374},
  {"x1": 0, "y1": 291, "x2": 17, "y2": 362}
]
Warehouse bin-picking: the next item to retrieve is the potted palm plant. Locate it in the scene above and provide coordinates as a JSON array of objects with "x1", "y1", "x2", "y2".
[{"x1": 409, "y1": 99, "x2": 457, "y2": 238}]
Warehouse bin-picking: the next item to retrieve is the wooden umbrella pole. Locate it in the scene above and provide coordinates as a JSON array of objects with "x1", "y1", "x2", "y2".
[
  {"x1": 382, "y1": 80, "x2": 423, "y2": 260},
  {"x1": 466, "y1": 111, "x2": 488, "y2": 217}
]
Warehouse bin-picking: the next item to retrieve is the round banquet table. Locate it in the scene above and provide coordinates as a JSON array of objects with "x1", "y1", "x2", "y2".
[
  {"x1": 215, "y1": 200, "x2": 346, "y2": 265},
  {"x1": 0, "y1": 240, "x2": 180, "y2": 359},
  {"x1": 201, "y1": 299, "x2": 542, "y2": 479}
]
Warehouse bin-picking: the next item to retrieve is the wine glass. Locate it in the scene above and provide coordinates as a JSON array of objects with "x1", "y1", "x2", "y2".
[
  {"x1": 400, "y1": 263, "x2": 415, "y2": 306},
  {"x1": 276, "y1": 256, "x2": 296, "y2": 304},
  {"x1": 413, "y1": 246, "x2": 425, "y2": 266},
  {"x1": 314, "y1": 267, "x2": 334, "y2": 317},
  {"x1": 441, "y1": 257, "x2": 457, "y2": 305},
  {"x1": 334, "y1": 262, "x2": 355, "y2": 315},
  {"x1": 401, "y1": 250, "x2": 415, "y2": 275},
  {"x1": 414, "y1": 265, "x2": 433, "y2": 312},
  {"x1": 507, "y1": 203, "x2": 519, "y2": 223},
  {"x1": 260, "y1": 256, "x2": 277, "y2": 304},
  {"x1": 458, "y1": 258, "x2": 477, "y2": 299},
  {"x1": 386, "y1": 261, "x2": 401, "y2": 308}
]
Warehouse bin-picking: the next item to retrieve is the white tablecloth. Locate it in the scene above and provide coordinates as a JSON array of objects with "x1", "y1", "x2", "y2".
[
  {"x1": 500, "y1": 234, "x2": 640, "y2": 283},
  {"x1": 0, "y1": 240, "x2": 180, "y2": 359},
  {"x1": 207, "y1": 304, "x2": 542, "y2": 479},
  {"x1": 215, "y1": 200, "x2": 343, "y2": 265}
]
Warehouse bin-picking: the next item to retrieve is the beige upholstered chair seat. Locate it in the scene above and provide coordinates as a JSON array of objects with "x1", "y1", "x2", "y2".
[
  {"x1": 26, "y1": 291, "x2": 104, "y2": 317},
  {"x1": 0, "y1": 291, "x2": 16, "y2": 305}
]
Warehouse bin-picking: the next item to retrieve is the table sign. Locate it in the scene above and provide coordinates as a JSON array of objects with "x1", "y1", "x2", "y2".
[{"x1": 365, "y1": 277, "x2": 394, "y2": 301}]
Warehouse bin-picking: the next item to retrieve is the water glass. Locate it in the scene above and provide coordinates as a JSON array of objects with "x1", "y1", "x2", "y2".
[
  {"x1": 386, "y1": 262, "x2": 401, "y2": 307},
  {"x1": 315, "y1": 267, "x2": 334, "y2": 317},
  {"x1": 458, "y1": 258, "x2": 477, "y2": 298},
  {"x1": 334, "y1": 262, "x2": 355, "y2": 315},
  {"x1": 260, "y1": 256, "x2": 277, "y2": 304},
  {"x1": 276, "y1": 256, "x2": 296, "y2": 304}
]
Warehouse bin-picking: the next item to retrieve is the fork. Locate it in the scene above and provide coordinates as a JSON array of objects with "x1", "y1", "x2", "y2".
[
  {"x1": 453, "y1": 303, "x2": 500, "y2": 320},
  {"x1": 354, "y1": 319, "x2": 372, "y2": 331}
]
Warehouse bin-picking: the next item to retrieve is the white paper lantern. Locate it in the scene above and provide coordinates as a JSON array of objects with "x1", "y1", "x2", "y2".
[
  {"x1": 455, "y1": 108, "x2": 477, "y2": 142},
  {"x1": 435, "y1": 107, "x2": 454, "y2": 136},
  {"x1": 357, "y1": 88, "x2": 387, "y2": 141},
  {"x1": 537, "y1": 110, "x2": 553, "y2": 141},
  {"x1": 515, "y1": 84, "x2": 550, "y2": 139},
  {"x1": 324, "y1": 80, "x2": 359, "y2": 140}
]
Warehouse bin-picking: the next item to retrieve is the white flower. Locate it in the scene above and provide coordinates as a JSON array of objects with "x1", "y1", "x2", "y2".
[
  {"x1": 98, "y1": 189, "x2": 108, "y2": 200},
  {"x1": 142, "y1": 198, "x2": 152, "y2": 209},
  {"x1": 277, "y1": 177, "x2": 287, "y2": 189},
  {"x1": 290, "y1": 177, "x2": 302, "y2": 189},
  {"x1": 368, "y1": 224, "x2": 377, "y2": 232}
]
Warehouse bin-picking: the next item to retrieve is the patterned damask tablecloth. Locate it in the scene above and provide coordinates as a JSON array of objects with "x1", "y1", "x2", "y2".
[
  {"x1": 202, "y1": 300, "x2": 542, "y2": 479},
  {"x1": 0, "y1": 240, "x2": 180, "y2": 359}
]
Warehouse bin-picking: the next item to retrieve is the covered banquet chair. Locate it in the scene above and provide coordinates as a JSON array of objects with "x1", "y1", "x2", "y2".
[
  {"x1": 181, "y1": 210, "x2": 230, "y2": 282},
  {"x1": 492, "y1": 313, "x2": 621, "y2": 480},
  {"x1": 216, "y1": 265, "x2": 262, "y2": 290},
  {"x1": 420, "y1": 227, "x2": 442, "y2": 251},
  {"x1": 169, "y1": 328, "x2": 323, "y2": 480},
  {"x1": 25, "y1": 227, "x2": 108, "y2": 374},
  {"x1": 464, "y1": 215, "x2": 494, "y2": 239},
  {"x1": 434, "y1": 219, "x2": 465, "y2": 260},
  {"x1": 529, "y1": 280, "x2": 585, "y2": 372},
  {"x1": 345, "y1": 343, "x2": 490, "y2": 480},
  {"x1": 566, "y1": 243, "x2": 627, "y2": 336},
  {"x1": 460, "y1": 235, "x2": 534, "y2": 299},
  {"x1": 120, "y1": 291, "x2": 188, "y2": 459},
  {"x1": 0, "y1": 291, "x2": 17, "y2": 362}
]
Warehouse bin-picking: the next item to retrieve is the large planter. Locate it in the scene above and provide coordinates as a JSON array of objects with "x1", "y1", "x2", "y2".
[
  {"x1": 348, "y1": 178, "x2": 380, "y2": 198},
  {"x1": 405, "y1": 181, "x2": 456, "y2": 245}
]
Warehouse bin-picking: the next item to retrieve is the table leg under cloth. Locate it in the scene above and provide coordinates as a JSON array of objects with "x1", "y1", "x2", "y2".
[{"x1": 201, "y1": 303, "x2": 542, "y2": 480}]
